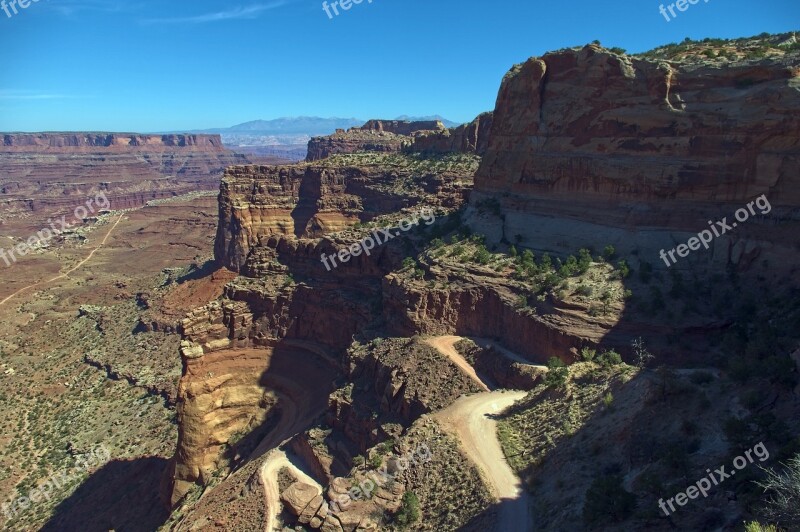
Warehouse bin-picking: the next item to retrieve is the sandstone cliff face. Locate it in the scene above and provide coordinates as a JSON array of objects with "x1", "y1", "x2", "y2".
[
  {"x1": 0, "y1": 133, "x2": 248, "y2": 219},
  {"x1": 214, "y1": 157, "x2": 473, "y2": 272},
  {"x1": 410, "y1": 112, "x2": 493, "y2": 155},
  {"x1": 471, "y1": 45, "x2": 800, "y2": 271}
]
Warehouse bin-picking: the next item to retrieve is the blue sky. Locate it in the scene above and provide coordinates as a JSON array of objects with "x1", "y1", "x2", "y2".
[{"x1": 0, "y1": 0, "x2": 797, "y2": 132}]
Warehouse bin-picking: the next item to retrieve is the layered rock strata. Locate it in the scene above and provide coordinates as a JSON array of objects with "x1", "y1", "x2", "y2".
[
  {"x1": 214, "y1": 159, "x2": 473, "y2": 272},
  {"x1": 0, "y1": 133, "x2": 248, "y2": 220},
  {"x1": 306, "y1": 120, "x2": 446, "y2": 161},
  {"x1": 471, "y1": 45, "x2": 800, "y2": 272}
]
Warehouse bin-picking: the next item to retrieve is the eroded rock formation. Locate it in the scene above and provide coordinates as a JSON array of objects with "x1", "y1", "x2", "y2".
[
  {"x1": 471, "y1": 45, "x2": 800, "y2": 272},
  {"x1": 306, "y1": 120, "x2": 446, "y2": 161},
  {"x1": 410, "y1": 112, "x2": 493, "y2": 155}
]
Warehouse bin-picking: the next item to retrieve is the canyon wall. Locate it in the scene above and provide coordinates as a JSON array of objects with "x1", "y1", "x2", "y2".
[
  {"x1": 0, "y1": 133, "x2": 248, "y2": 221},
  {"x1": 470, "y1": 45, "x2": 800, "y2": 272},
  {"x1": 214, "y1": 161, "x2": 471, "y2": 272}
]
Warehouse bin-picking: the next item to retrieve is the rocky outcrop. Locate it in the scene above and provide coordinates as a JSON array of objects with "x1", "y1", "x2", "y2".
[
  {"x1": 360, "y1": 120, "x2": 446, "y2": 136},
  {"x1": 214, "y1": 158, "x2": 473, "y2": 272},
  {"x1": 306, "y1": 120, "x2": 446, "y2": 161},
  {"x1": 471, "y1": 45, "x2": 800, "y2": 272},
  {"x1": 306, "y1": 129, "x2": 408, "y2": 162},
  {"x1": 0, "y1": 133, "x2": 248, "y2": 220},
  {"x1": 410, "y1": 112, "x2": 493, "y2": 155}
]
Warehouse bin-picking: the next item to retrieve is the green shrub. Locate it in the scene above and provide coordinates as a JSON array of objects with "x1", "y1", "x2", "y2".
[
  {"x1": 580, "y1": 347, "x2": 597, "y2": 362},
  {"x1": 395, "y1": 491, "x2": 421, "y2": 526},
  {"x1": 576, "y1": 284, "x2": 594, "y2": 297},
  {"x1": 603, "y1": 245, "x2": 616, "y2": 260},
  {"x1": 402, "y1": 257, "x2": 417, "y2": 270},
  {"x1": 544, "y1": 357, "x2": 569, "y2": 388},
  {"x1": 603, "y1": 392, "x2": 614, "y2": 408},
  {"x1": 617, "y1": 259, "x2": 631, "y2": 278},
  {"x1": 597, "y1": 350, "x2": 623, "y2": 367},
  {"x1": 473, "y1": 245, "x2": 492, "y2": 265},
  {"x1": 744, "y1": 523, "x2": 779, "y2": 532},
  {"x1": 577, "y1": 248, "x2": 592, "y2": 273}
]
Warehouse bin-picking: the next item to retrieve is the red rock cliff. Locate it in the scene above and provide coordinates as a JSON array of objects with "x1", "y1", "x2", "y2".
[{"x1": 471, "y1": 45, "x2": 800, "y2": 271}]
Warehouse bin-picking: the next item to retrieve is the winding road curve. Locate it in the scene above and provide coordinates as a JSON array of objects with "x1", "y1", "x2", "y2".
[
  {"x1": 258, "y1": 336, "x2": 533, "y2": 531},
  {"x1": 427, "y1": 335, "x2": 533, "y2": 531}
]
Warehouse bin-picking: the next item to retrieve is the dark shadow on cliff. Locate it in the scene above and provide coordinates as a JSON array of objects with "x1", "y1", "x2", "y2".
[
  {"x1": 222, "y1": 341, "x2": 343, "y2": 474},
  {"x1": 41, "y1": 456, "x2": 169, "y2": 532}
]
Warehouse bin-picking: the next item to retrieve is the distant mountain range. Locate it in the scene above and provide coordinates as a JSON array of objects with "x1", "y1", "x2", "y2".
[{"x1": 181, "y1": 116, "x2": 460, "y2": 138}]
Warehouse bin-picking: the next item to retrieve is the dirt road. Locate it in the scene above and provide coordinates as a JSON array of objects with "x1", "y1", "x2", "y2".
[
  {"x1": 427, "y1": 335, "x2": 532, "y2": 531},
  {"x1": 424, "y1": 335, "x2": 491, "y2": 391},
  {"x1": 0, "y1": 213, "x2": 124, "y2": 307},
  {"x1": 261, "y1": 449, "x2": 322, "y2": 532}
]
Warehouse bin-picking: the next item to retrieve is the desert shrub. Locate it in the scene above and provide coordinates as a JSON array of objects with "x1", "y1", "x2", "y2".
[
  {"x1": 576, "y1": 284, "x2": 593, "y2": 297},
  {"x1": 544, "y1": 357, "x2": 569, "y2": 388},
  {"x1": 757, "y1": 454, "x2": 800, "y2": 529},
  {"x1": 597, "y1": 350, "x2": 623, "y2": 367},
  {"x1": 631, "y1": 337, "x2": 654, "y2": 369},
  {"x1": 395, "y1": 491, "x2": 421, "y2": 526},
  {"x1": 580, "y1": 347, "x2": 597, "y2": 362},
  {"x1": 402, "y1": 257, "x2": 416, "y2": 270},
  {"x1": 603, "y1": 245, "x2": 616, "y2": 260},
  {"x1": 582, "y1": 475, "x2": 637, "y2": 525},
  {"x1": 473, "y1": 245, "x2": 492, "y2": 265}
]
